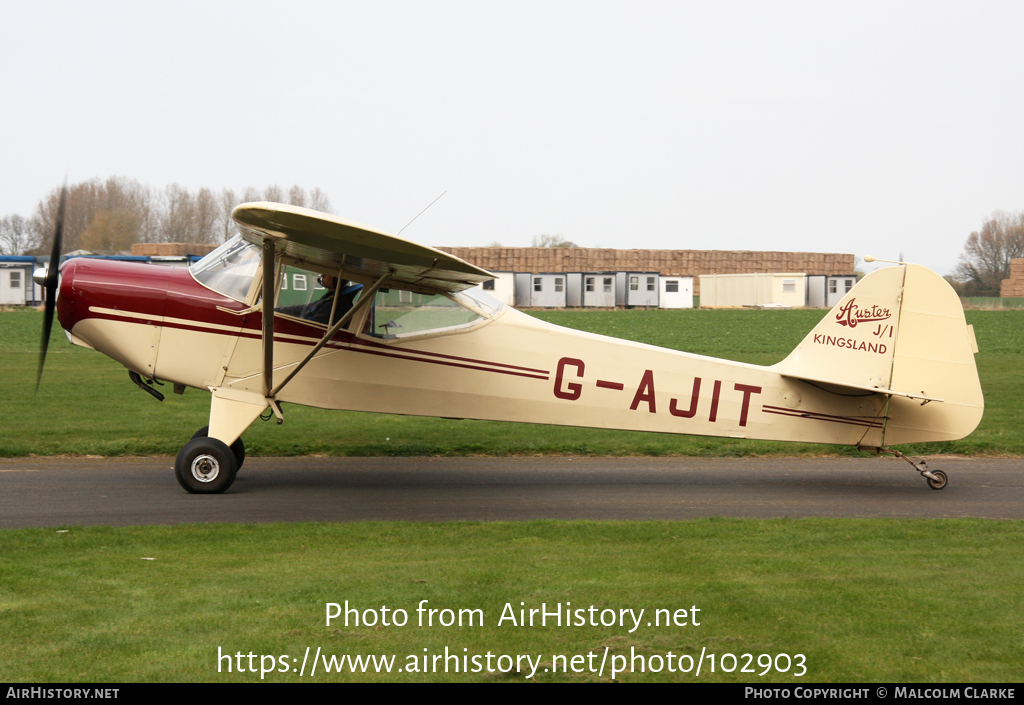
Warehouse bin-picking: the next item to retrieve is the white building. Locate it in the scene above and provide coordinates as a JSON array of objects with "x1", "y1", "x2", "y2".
[
  {"x1": 658, "y1": 276, "x2": 694, "y2": 309},
  {"x1": 468, "y1": 271, "x2": 516, "y2": 307},
  {"x1": 699, "y1": 273, "x2": 806, "y2": 308}
]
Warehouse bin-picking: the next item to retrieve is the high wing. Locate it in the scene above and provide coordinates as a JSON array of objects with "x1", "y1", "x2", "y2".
[{"x1": 232, "y1": 201, "x2": 493, "y2": 294}]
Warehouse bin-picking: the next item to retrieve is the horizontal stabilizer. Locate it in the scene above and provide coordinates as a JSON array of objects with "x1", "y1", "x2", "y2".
[{"x1": 778, "y1": 372, "x2": 944, "y2": 403}]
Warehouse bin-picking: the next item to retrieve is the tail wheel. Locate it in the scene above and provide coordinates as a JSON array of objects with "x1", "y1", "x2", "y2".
[
  {"x1": 175, "y1": 437, "x2": 238, "y2": 494},
  {"x1": 191, "y1": 425, "x2": 245, "y2": 471},
  {"x1": 926, "y1": 470, "x2": 948, "y2": 491}
]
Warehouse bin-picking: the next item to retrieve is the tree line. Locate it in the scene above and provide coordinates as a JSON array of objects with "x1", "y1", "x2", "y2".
[
  {"x1": 953, "y1": 210, "x2": 1024, "y2": 296},
  {"x1": 0, "y1": 177, "x2": 332, "y2": 256}
]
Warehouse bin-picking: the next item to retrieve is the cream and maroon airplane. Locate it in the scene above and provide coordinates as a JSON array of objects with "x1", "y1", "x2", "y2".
[{"x1": 37, "y1": 200, "x2": 983, "y2": 493}]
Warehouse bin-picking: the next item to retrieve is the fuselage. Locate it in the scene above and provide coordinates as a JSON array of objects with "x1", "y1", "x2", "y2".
[{"x1": 55, "y1": 255, "x2": 980, "y2": 448}]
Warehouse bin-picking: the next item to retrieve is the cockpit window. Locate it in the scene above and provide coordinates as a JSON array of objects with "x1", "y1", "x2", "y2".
[{"x1": 190, "y1": 235, "x2": 261, "y2": 302}]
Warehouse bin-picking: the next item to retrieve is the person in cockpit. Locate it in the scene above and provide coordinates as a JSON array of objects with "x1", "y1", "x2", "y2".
[{"x1": 277, "y1": 275, "x2": 362, "y2": 326}]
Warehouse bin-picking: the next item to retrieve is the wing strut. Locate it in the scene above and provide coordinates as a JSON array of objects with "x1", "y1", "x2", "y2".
[
  {"x1": 261, "y1": 238, "x2": 279, "y2": 398},
  {"x1": 268, "y1": 270, "x2": 393, "y2": 399}
]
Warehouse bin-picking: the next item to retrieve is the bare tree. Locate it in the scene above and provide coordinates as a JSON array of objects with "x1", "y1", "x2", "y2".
[
  {"x1": 263, "y1": 184, "x2": 285, "y2": 203},
  {"x1": 161, "y1": 183, "x2": 195, "y2": 243},
  {"x1": 0, "y1": 214, "x2": 35, "y2": 255},
  {"x1": 532, "y1": 233, "x2": 578, "y2": 248},
  {"x1": 954, "y1": 211, "x2": 1024, "y2": 294},
  {"x1": 219, "y1": 188, "x2": 240, "y2": 241},
  {"x1": 308, "y1": 187, "x2": 332, "y2": 213},
  {"x1": 288, "y1": 185, "x2": 307, "y2": 208},
  {"x1": 241, "y1": 186, "x2": 263, "y2": 203},
  {"x1": 80, "y1": 209, "x2": 143, "y2": 253},
  {"x1": 194, "y1": 188, "x2": 219, "y2": 244}
]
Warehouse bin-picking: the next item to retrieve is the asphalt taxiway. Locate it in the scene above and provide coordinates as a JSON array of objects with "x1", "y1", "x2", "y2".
[{"x1": 0, "y1": 455, "x2": 1020, "y2": 528}]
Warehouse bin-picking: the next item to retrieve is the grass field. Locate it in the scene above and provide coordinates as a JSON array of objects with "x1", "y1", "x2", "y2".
[
  {"x1": 2, "y1": 307, "x2": 1022, "y2": 457},
  {"x1": 1, "y1": 520, "x2": 1022, "y2": 683}
]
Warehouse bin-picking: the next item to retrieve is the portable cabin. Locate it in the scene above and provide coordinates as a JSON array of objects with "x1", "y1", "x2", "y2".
[
  {"x1": 699, "y1": 273, "x2": 806, "y2": 308},
  {"x1": 624, "y1": 272, "x2": 659, "y2": 307},
  {"x1": 528, "y1": 273, "x2": 568, "y2": 307},
  {"x1": 658, "y1": 275, "x2": 694, "y2": 309},
  {"x1": 826, "y1": 275, "x2": 857, "y2": 307},
  {"x1": 0, "y1": 256, "x2": 38, "y2": 305},
  {"x1": 582, "y1": 273, "x2": 617, "y2": 307}
]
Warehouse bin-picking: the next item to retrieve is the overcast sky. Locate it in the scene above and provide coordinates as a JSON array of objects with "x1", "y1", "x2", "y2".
[{"x1": 2, "y1": 1, "x2": 1022, "y2": 275}]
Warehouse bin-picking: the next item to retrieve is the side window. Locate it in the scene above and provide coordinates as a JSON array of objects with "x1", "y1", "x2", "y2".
[
  {"x1": 829, "y1": 281, "x2": 837, "y2": 294},
  {"x1": 482, "y1": 279, "x2": 495, "y2": 291},
  {"x1": 845, "y1": 279, "x2": 854, "y2": 292},
  {"x1": 782, "y1": 279, "x2": 796, "y2": 293},
  {"x1": 603, "y1": 277, "x2": 612, "y2": 293},
  {"x1": 10, "y1": 271, "x2": 22, "y2": 289},
  {"x1": 554, "y1": 277, "x2": 564, "y2": 292},
  {"x1": 665, "y1": 279, "x2": 679, "y2": 293},
  {"x1": 630, "y1": 276, "x2": 639, "y2": 291},
  {"x1": 534, "y1": 277, "x2": 542, "y2": 292},
  {"x1": 585, "y1": 277, "x2": 594, "y2": 292},
  {"x1": 366, "y1": 291, "x2": 482, "y2": 339},
  {"x1": 647, "y1": 276, "x2": 655, "y2": 291},
  {"x1": 275, "y1": 265, "x2": 359, "y2": 326}
]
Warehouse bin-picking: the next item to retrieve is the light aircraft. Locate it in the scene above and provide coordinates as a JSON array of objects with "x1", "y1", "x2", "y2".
[{"x1": 35, "y1": 197, "x2": 983, "y2": 493}]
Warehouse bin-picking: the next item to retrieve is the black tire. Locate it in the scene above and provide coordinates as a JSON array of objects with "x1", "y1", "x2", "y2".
[
  {"x1": 191, "y1": 425, "x2": 245, "y2": 471},
  {"x1": 927, "y1": 469, "x2": 948, "y2": 490},
  {"x1": 175, "y1": 436, "x2": 238, "y2": 494}
]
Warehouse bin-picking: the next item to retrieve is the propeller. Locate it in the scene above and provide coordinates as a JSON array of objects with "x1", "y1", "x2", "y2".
[{"x1": 36, "y1": 184, "x2": 67, "y2": 391}]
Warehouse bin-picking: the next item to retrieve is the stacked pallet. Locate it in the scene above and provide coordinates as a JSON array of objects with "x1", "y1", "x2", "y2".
[
  {"x1": 130, "y1": 243, "x2": 219, "y2": 257},
  {"x1": 1001, "y1": 259, "x2": 1024, "y2": 297}
]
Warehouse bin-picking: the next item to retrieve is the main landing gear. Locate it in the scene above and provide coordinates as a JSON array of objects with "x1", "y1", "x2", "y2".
[
  {"x1": 859, "y1": 446, "x2": 948, "y2": 490},
  {"x1": 174, "y1": 427, "x2": 246, "y2": 494}
]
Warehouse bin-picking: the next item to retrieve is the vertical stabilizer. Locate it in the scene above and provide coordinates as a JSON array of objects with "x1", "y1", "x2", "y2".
[
  {"x1": 773, "y1": 264, "x2": 984, "y2": 445},
  {"x1": 772, "y1": 265, "x2": 905, "y2": 390}
]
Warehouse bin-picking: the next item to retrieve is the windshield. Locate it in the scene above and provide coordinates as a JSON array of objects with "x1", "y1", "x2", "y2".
[
  {"x1": 456, "y1": 287, "x2": 504, "y2": 316},
  {"x1": 190, "y1": 235, "x2": 261, "y2": 302}
]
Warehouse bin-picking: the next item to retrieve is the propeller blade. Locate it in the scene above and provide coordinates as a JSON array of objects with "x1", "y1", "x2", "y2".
[{"x1": 36, "y1": 184, "x2": 67, "y2": 391}]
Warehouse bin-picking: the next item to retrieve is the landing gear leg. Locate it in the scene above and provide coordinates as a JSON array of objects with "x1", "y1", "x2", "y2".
[
  {"x1": 174, "y1": 388, "x2": 268, "y2": 494},
  {"x1": 859, "y1": 446, "x2": 948, "y2": 490}
]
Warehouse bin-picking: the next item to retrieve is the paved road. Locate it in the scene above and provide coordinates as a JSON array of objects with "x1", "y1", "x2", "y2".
[{"x1": 1, "y1": 456, "x2": 1021, "y2": 528}]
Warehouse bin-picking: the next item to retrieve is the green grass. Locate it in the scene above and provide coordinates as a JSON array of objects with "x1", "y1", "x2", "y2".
[
  {"x1": 1, "y1": 520, "x2": 1022, "y2": 683},
  {"x1": 961, "y1": 297, "x2": 1024, "y2": 310},
  {"x1": 3, "y1": 307, "x2": 1022, "y2": 457}
]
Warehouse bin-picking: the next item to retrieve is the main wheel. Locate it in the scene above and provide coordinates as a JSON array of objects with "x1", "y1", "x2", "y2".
[
  {"x1": 926, "y1": 470, "x2": 948, "y2": 490},
  {"x1": 175, "y1": 436, "x2": 238, "y2": 494},
  {"x1": 191, "y1": 426, "x2": 245, "y2": 471}
]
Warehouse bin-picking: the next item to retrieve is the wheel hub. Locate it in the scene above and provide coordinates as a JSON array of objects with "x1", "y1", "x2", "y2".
[{"x1": 190, "y1": 454, "x2": 220, "y2": 482}]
